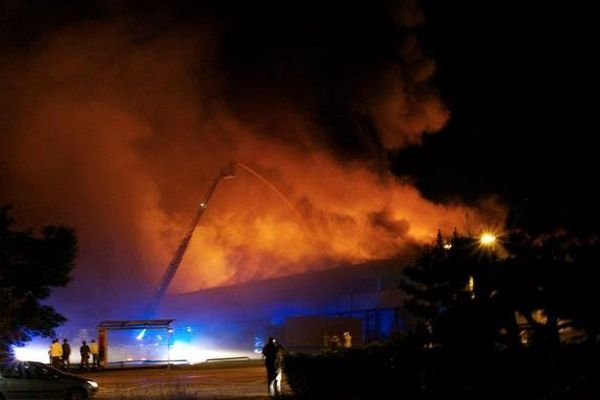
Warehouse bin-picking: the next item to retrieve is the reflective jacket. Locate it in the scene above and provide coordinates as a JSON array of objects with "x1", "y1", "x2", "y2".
[{"x1": 50, "y1": 342, "x2": 63, "y2": 357}]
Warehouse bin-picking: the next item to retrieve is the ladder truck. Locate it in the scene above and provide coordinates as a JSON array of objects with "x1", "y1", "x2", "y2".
[{"x1": 147, "y1": 162, "x2": 236, "y2": 315}]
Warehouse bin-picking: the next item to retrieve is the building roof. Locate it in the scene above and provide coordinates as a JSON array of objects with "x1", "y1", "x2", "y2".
[{"x1": 97, "y1": 319, "x2": 174, "y2": 330}]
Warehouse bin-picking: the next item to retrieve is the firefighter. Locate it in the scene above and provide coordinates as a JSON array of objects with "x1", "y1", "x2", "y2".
[
  {"x1": 262, "y1": 337, "x2": 286, "y2": 397},
  {"x1": 343, "y1": 331, "x2": 352, "y2": 349},
  {"x1": 62, "y1": 338, "x2": 71, "y2": 369},
  {"x1": 90, "y1": 339, "x2": 99, "y2": 369},
  {"x1": 49, "y1": 339, "x2": 63, "y2": 369},
  {"x1": 80, "y1": 341, "x2": 91, "y2": 370}
]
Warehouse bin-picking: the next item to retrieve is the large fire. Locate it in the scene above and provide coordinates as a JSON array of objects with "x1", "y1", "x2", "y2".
[{"x1": 0, "y1": 14, "x2": 504, "y2": 304}]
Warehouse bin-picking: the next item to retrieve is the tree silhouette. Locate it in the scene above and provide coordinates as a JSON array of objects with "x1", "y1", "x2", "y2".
[
  {"x1": 565, "y1": 239, "x2": 600, "y2": 342},
  {"x1": 0, "y1": 205, "x2": 78, "y2": 361},
  {"x1": 401, "y1": 231, "x2": 484, "y2": 345}
]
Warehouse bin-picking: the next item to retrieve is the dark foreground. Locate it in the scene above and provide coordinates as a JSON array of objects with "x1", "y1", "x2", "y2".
[{"x1": 69, "y1": 347, "x2": 600, "y2": 400}]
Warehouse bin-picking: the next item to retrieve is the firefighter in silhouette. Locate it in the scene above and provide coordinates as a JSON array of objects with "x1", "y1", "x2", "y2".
[
  {"x1": 262, "y1": 337, "x2": 286, "y2": 397},
  {"x1": 80, "y1": 341, "x2": 91, "y2": 370},
  {"x1": 62, "y1": 339, "x2": 71, "y2": 369}
]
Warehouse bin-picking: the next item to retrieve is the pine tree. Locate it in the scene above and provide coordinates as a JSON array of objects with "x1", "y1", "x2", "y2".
[{"x1": 401, "y1": 231, "x2": 481, "y2": 348}]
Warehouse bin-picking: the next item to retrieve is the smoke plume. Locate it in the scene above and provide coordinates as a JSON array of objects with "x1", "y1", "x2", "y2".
[{"x1": 0, "y1": 1, "x2": 503, "y2": 318}]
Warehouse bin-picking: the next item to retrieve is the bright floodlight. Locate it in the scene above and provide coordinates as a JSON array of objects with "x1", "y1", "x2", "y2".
[{"x1": 479, "y1": 232, "x2": 497, "y2": 246}]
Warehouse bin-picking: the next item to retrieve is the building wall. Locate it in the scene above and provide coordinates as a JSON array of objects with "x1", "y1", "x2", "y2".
[{"x1": 159, "y1": 257, "x2": 412, "y2": 349}]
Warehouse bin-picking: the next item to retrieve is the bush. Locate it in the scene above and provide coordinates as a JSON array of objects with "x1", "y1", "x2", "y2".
[
  {"x1": 283, "y1": 339, "x2": 422, "y2": 400},
  {"x1": 284, "y1": 335, "x2": 600, "y2": 400}
]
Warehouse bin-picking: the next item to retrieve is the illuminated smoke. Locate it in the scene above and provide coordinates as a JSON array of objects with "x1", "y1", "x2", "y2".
[{"x1": 0, "y1": 4, "x2": 504, "y2": 315}]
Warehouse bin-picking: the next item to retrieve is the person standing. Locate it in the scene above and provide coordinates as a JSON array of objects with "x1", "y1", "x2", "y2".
[
  {"x1": 62, "y1": 339, "x2": 71, "y2": 369},
  {"x1": 342, "y1": 331, "x2": 352, "y2": 349},
  {"x1": 262, "y1": 337, "x2": 285, "y2": 397},
  {"x1": 50, "y1": 339, "x2": 63, "y2": 369},
  {"x1": 329, "y1": 334, "x2": 341, "y2": 351},
  {"x1": 90, "y1": 339, "x2": 99, "y2": 369},
  {"x1": 80, "y1": 341, "x2": 91, "y2": 370}
]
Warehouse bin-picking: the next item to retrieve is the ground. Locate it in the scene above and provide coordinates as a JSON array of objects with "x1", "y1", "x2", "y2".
[{"x1": 82, "y1": 360, "x2": 286, "y2": 399}]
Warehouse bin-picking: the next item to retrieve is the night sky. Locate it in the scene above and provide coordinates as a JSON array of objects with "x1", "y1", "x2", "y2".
[
  {"x1": 392, "y1": 0, "x2": 597, "y2": 234},
  {"x1": 0, "y1": 0, "x2": 597, "y2": 322}
]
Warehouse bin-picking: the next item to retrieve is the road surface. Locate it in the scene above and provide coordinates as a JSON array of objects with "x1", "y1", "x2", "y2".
[{"x1": 81, "y1": 361, "x2": 285, "y2": 399}]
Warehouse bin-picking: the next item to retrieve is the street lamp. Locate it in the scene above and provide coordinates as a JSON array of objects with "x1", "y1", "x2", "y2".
[
  {"x1": 470, "y1": 231, "x2": 499, "y2": 298},
  {"x1": 479, "y1": 232, "x2": 497, "y2": 247}
]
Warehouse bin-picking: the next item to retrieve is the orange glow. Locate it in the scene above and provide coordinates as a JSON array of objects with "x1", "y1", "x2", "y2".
[{"x1": 0, "y1": 21, "x2": 507, "y2": 295}]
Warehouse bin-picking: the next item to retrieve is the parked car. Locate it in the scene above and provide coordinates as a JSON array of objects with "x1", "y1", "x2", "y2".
[{"x1": 0, "y1": 361, "x2": 99, "y2": 400}]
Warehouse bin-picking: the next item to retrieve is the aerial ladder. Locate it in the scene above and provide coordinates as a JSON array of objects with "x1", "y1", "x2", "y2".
[{"x1": 147, "y1": 161, "x2": 236, "y2": 315}]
